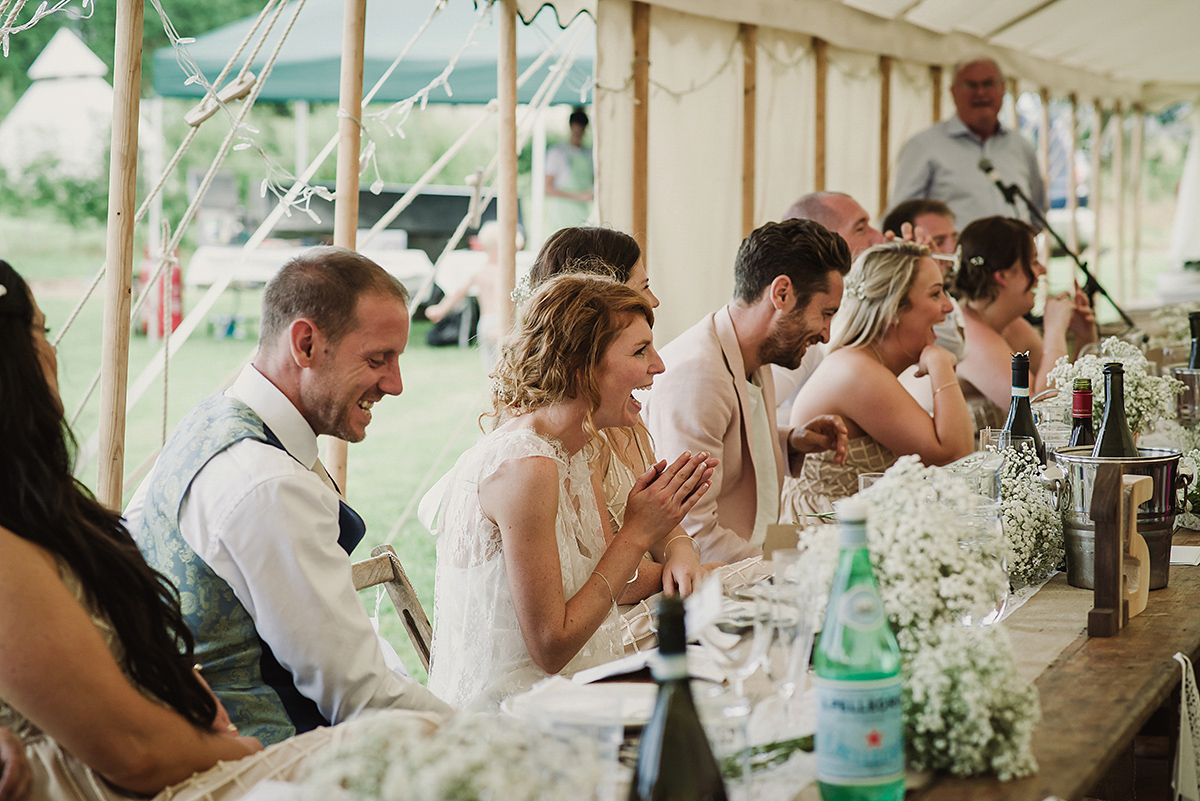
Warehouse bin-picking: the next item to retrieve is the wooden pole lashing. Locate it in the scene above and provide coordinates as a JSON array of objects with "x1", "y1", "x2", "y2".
[
  {"x1": 97, "y1": 0, "x2": 145, "y2": 508},
  {"x1": 632, "y1": 2, "x2": 649, "y2": 250},
  {"x1": 813, "y1": 38, "x2": 827, "y2": 191},
  {"x1": 740, "y1": 23, "x2": 757, "y2": 238},
  {"x1": 326, "y1": 0, "x2": 368, "y2": 493}
]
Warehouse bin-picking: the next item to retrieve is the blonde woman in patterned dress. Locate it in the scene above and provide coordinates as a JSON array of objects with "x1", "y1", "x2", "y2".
[{"x1": 782, "y1": 241, "x2": 974, "y2": 521}]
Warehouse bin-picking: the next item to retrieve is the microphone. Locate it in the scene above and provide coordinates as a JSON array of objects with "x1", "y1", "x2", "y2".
[{"x1": 979, "y1": 158, "x2": 1018, "y2": 203}]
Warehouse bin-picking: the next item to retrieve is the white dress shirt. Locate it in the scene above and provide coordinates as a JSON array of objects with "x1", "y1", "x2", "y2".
[{"x1": 146, "y1": 365, "x2": 451, "y2": 724}]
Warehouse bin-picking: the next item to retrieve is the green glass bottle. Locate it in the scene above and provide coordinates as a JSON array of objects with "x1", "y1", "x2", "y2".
[
  {"x1": 628, "y1": 596, "x2": 728, "y2": 801},
  {"x1": 814, "y1": 499, "x2": 904, "y2": 801}
]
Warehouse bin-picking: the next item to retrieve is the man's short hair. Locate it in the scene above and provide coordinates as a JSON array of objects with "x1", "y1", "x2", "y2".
[
  {"x1": 259, "y1": 246, "x2": 409, "y2": 347},
  {"x1": 781, "y1": 191, "x2": 848, "y2": 232},
  {"x1": 881, "y1": 198, "x2": 955, "y2": 237},
  {"x1": 733, "y1": 219, "x2": 851, "y2": 308},
  {"x1": 569, "y1": 106, "x2": 589, "y2": 128},
  {"x1": 951, "y1": 56, "x2": 1004, "y2": 84}
]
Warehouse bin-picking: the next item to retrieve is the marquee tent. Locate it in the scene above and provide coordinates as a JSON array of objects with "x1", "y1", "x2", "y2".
[{"x1": 152, "y1": 0, "x2": 595, "y2": 105}]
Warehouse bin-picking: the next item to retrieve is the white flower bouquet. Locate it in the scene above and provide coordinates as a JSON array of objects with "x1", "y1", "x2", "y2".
[
  {"x1": 794, "y1": 456, "x2": 1039, "y2": 778},
  {"x1": 296, "y1": 711, "x2": 606, "y2": 801},
  {"x1": 1046, "y1": 337, "x2": 1184, "y2": 437},
  {"x1": 999, "y1": 445, "x2": 1063, "y2": 586}
]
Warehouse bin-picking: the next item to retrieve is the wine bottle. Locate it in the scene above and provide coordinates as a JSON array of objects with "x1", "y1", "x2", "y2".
[
  {"x1": 1092, "y1": 362, "x2": 1138, "y2": 458},
  {"x1": 814, "y1": 499, "x2": 904, "y2": 801},
  {"x1": 1188, "y1": 311, "x2": 1200, "y2": 370},
  {"x1": 1002, "y1": 352, "x2": 1045, "y2": 463},
  {"x1": 1067, "y1": 377, "x2": 1096, "y2": 448},
  {"x1": 628, "y1": 596, "x2": 728, "y2": 801}
]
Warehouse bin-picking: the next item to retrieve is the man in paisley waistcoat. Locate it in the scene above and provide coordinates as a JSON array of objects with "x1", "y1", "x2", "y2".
[{"x1": 133, "y1": 246, "x2": 451, "y2": 745}]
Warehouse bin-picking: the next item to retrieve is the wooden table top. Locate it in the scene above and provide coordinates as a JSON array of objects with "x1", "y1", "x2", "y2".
[{"x1": 911, "y1": 531, "x2": 1200, "y2": 801}]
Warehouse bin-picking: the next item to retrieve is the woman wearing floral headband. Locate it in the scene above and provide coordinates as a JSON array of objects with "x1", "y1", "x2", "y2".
[
  {"x1": 524, "y1": 227, "x2": 710, "y2": 599},
  {"x1": 953, "y1": 216, "x2": 1096, "y2": 430},
  {"x1": 781, "y1": 240, "x2": 974, "y2": 521}
]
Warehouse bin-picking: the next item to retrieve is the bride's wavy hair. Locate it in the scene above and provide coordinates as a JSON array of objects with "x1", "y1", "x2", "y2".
[
  {"x1": 829, "y1": 240, "x2": 930, "y2": 352},
  {"x1": 489, "y1": 273, "x2": 653, "y2": 436},
  {"x1": 0, "y1": 261, "x2": 216, "y2": 730}
]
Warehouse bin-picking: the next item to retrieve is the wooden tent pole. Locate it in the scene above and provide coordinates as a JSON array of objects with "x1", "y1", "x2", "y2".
[
  {"x1": 497, "y1": 0, "x2": 518, "y2": 325},
  {"x1": 1090, "y1": 100, "x2": 1104, "y2": 271},
  {"x1": 632, "y1": 2, "x2": 649, "y2": 249},
  {"x1": 1037, "y1": 87, "x2": 1051, "y2": 265},
  {"x1": 930, "y1": 64, "x2": 942, "y2": 122},
  {"x1": 1113, "y1": 100, "x2": 1126, "y2": 301},
  {"x1": 814, "y1": 38, "x2": 827, "y2": 191},
  {"x1": 740, "y1": 23, "x2": 757, "y2": 238},
  {"x1": 1131, "y1": 104, "x2": 1145, "y2": 299},
  {"x1": 1007, "y1": 77, "x2": 1019, "y2": 131},
  {"x1": 1067, "y1": 93, "x2": 1079, "y2": 254},
  {"x1": 97, "y1": 0, "x2": 144, "y2": 508},
  {"x1": 327, "y1": 0, "x2": 368, "y2": 493},
  {"x1": 879, "y1": 55, "x2": 892, "y2": 217}
]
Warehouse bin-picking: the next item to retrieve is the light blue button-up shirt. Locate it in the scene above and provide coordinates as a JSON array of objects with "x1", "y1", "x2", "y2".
[{"x1": 890, "y1": 115, "x2": 1045, "y2": 229}]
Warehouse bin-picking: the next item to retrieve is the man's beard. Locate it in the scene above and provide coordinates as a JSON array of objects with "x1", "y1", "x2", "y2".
[{"x1": 758, "y1": 312, "x2": 815, "y2": 370}]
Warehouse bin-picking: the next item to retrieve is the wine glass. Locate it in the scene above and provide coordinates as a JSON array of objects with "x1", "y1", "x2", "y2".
[
  {"x1": 754, "y1": 582, "x2": 816, "y2": 734},
  {"x1": 958, "y1": 501, "x2": 1009, "y2": 626},
  {"x1": 697, "y1": 585, "x2": 769, "y2": 699}
]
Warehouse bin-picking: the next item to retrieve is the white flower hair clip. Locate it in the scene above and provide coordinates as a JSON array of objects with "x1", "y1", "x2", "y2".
[
  {"x1": 845, "y1": 279, "x2": 868, "y2": 300},
  {"x1": 968, "y1": 255, "x2": 985, "y2": 268}
]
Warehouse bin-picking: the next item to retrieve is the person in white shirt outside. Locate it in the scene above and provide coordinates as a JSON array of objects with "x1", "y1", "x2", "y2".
[
  {"x1": 544, "y1": 107, "x2": 594, "y2": 232},
  {"x1": 133, "y1": 246, "x2": 452, "y2": 746},
  {"x1": 890, "y1": 57, "x2": 1045, "y2": 229}
]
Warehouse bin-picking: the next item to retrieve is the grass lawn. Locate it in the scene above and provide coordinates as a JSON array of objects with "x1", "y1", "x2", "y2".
[{"x1": 15, "y1": 210, "x2": 489, "y2": 684}]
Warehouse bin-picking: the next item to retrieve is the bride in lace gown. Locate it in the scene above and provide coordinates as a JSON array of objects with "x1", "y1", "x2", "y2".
[
  {"x1": 782, "y1": 242, "x2": 974, "y2": 521},
  {"x1": 428, "y1": 274, "x2": 716, "y2": 711}
]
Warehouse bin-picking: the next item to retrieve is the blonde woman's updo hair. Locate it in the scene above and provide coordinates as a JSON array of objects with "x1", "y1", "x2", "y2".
[
  {"x1": 829, "y1": 240, "x2": 930, "y2": 351},
  {"x1": 490, "y1": 272, "x2": 653, "y2": 428}
]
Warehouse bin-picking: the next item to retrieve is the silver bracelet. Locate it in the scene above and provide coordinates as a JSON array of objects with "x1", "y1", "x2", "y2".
[
  {"x1": 664, "y1": 534, "x2": 701, "y2": 556},
  {"x1": 592, "y1": 570, "x2": 616, "y2": 606}
]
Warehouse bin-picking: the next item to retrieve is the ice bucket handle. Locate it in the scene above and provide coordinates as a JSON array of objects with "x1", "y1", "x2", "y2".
[{"x1": 1178, "y1": 472, "x2": 1193, "y2": 510}]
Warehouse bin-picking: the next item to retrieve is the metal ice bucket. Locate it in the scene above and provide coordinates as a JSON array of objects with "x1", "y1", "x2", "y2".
[
  {"x1": 1052, "y1": 446, "x2": 1188, "y2": 590},
  {"x1": 1170, "y1": 366, "x2": 1200, "y2": 426}
]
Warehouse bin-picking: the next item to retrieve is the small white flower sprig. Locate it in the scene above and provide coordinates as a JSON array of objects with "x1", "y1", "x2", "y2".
[
  {"x1": 794, "y1": 456, "x2": 1039, "y2": 779},
  {"x1": 1047, "y1": 337, "x2": 1185, "y2": 437},
  {"x1": 998, "y1": 444, "x2": 1063, "y2": 586},
  {"x1": 296, "y1": 711, "x2": 606, "y2": 801}
]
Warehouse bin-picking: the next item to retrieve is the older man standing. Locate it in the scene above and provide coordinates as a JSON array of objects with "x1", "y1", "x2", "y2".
[
  {"x1": 645, "y1": 219, "x2": 851, "y2": 563},
  {"x1": 134, "y1": 246, "x2": 451, "y2": 746},
  {"x1": 890, "y1": 57, "x2": 1044, "y2": 228}
]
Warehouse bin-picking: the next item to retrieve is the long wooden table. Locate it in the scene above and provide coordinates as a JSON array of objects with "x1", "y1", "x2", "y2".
[{"x1": 910, "y1": 532, "x2": 1200, "y2": 801}]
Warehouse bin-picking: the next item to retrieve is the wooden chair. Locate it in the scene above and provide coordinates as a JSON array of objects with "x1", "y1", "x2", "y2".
[{"x1": 351, "y1": 544, "x2": 432, "y2": 671}]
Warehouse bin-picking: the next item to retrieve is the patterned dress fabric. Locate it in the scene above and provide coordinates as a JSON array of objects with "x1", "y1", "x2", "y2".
[
  {"x1": 780, "y1": 435, "x2": 898, "y2": 523},
  {"x1": 428, "y1": 427, "x2": 624, "y2": 711}
]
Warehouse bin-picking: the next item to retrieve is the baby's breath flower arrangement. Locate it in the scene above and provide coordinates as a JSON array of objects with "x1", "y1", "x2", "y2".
[
  {"x1": 296, "y1": 712, "x2": 605, "y2": 801},
  {"x1": 999, "y1": 445, "x2": 1063, "y2": 586},
  {"x1": 1047, "y1": 337, "x2": 1184, "y2": 437},
  {"x1": 794, "y1": 456, "x2": 1039, "y2": 778}
]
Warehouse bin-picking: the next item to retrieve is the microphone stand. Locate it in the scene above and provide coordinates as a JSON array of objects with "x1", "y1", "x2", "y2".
[{"x1": 993, "y1": 175, "x2": 1136, "y2": 330}]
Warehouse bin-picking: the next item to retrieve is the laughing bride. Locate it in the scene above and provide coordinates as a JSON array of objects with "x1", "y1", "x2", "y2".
[{"x1": 426, "y1": 273, "x2": 715, "y2": 711}]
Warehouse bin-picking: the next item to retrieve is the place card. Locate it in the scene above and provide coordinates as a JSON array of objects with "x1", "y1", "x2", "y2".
[{"x1": 1171, "y1": 545, "x2": 1200, "y2": 566}]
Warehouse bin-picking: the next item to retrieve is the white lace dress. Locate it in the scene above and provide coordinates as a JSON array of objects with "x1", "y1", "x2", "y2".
[{"x1": 427, "y1": 427, "x2": 624, "y2": 711}]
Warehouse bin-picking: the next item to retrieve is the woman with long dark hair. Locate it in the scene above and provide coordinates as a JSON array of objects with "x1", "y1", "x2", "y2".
[{"x1": 0, "y1": 262, "x2": 267, "y2": 798}]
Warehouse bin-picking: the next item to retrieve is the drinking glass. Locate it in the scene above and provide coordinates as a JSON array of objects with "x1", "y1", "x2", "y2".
[
  {"x1": 754, "y1": 582, "x2": 816, "y2": 733},
  {"x1": 696, "y1": 685, "x2": 753, "y2": 801},
  {"x1": 858, "y1": 472, "x2": 886, "y2": 493},
  {"x1": 958, "y1": 501, "x2": 1009, "y2": 626},
  {"x1": 697, "y1": 585, "x2": 769, "y2": 699}
]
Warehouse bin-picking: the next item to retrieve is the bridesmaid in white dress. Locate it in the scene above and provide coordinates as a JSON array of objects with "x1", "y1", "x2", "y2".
[{"x1": 428, "y1": 274, "x2": 716, "y2": 711}]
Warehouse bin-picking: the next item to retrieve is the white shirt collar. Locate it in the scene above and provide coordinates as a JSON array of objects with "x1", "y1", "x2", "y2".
[{"x1": 226, "y1": 364, "x2": 319, "y2": 470}]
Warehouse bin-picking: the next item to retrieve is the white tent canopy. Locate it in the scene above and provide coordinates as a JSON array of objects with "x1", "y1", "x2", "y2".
[{"x1": 510, "y1": 0, "x2": 1200, "y2": 340}]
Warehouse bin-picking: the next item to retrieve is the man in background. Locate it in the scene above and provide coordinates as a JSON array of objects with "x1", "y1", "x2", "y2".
[
  {"x1": 544, "y1": 106, "x2": 594, "y2": 232},
  {"x1": 890, "y1": 57, "x2": 1044, "y2": 228}
]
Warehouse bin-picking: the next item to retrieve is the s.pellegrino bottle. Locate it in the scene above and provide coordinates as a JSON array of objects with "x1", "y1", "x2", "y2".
[
  {"x1": 1092, "y1": 362, "x2": 1138, "y2": 458},
  {"x1": 628, "y1": 596, "x2": 728, "y2": 801},
  {"x1": 1002, "y1": 351, "x2": 1045, "y2": 464},
  {"x1": 814, "y1": 499, "x2": 904, "y2": 801},
  {"x1": 1188, "y1": 311, "x2": 1200, "y2": 370},
  {"x1": 1068, "y1": 377, "x2": 1096, "y2": 448}
]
